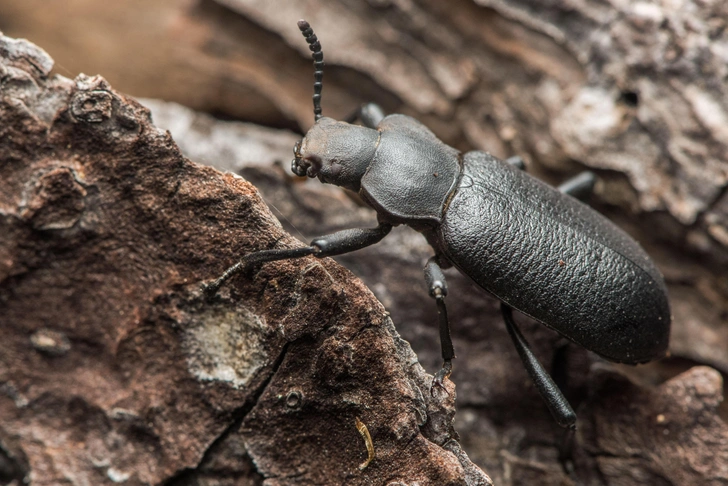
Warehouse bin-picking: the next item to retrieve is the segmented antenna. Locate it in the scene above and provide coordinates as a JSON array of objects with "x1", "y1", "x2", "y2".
[{"x1": 297, "y1": 20, "x2": 324, "y2": 121}]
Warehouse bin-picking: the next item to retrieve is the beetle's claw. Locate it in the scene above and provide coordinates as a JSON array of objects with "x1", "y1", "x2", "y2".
[
  {"x1": 431, "y1": 360, "x2": 453, "y2": 397},
  {"x1": 201, "y1": 280, "x2": 221, "y2": 300}
]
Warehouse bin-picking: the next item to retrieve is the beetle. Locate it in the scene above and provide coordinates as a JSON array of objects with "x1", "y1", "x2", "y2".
[{"x1": 203, "y1": 20, "x2": 671, "y2": 429}]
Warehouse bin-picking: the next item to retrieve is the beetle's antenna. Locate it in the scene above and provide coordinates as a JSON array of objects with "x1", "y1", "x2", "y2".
[{"x1": 298, "y1": 19, "x2": 324, "y2": 121}]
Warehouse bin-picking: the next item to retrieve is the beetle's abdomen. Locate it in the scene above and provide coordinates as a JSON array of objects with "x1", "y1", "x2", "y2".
[{"x1": 439, "y1": 151, "x2": 671, "y2": 364}]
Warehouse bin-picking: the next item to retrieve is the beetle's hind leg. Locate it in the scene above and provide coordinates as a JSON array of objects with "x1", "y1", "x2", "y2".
[
  {"x1": 506, "y1": 155, "x2": 596, "y2": 201},
  {"x1": 501, "y1": 304, "x2": 577, "y2": 429},
  {"x1": 424, "y1": 256, "x2": 455, "y2": 394},
  {"x1": 558, "y1": 171, "x2": 596, "y2": 200},
  {"x1": 344, "y1": 103, "x2": 386, "y2": 128}
]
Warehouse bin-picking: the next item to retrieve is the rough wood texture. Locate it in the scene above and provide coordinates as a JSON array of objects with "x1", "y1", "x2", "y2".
[
  {"x1": 1, "y1": 0, "x2": 727, "y2": 485},
  {"x1": 0, "y1": 36, "x2": 488, "y2": 486}
]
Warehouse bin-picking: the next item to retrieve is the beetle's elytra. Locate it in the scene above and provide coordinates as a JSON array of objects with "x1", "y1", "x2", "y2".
[{"x1": 204, "y1": 20, "x2": 671, "y2": 429}]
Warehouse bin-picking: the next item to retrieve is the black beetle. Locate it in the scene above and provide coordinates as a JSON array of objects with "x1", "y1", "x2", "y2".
[{"x1": 204, "y1": 20, "x2": 671, "y2": 429}]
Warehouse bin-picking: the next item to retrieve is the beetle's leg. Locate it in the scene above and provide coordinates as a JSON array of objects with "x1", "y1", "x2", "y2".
[
  {"x1": 507, "y1": 155, "x2": 596, "y2": 201},
  {"x1": 203, "y1": 222, "x2": 393, "y2": 298},
  {"x1": 424, "y1": 256, "x2": 455, "y2": 393},
  {"x1": 507, "y1": 154, "x2": 596, "y2": 201},
  {"x1": 505, "y1": 156, "x2": 526, "y2": 171},
  {"x1": 501, "y1": 303, "x2": 577, "y2": 429},
  {"x1": 344, "y1": 103, "x2": 386, "y2": 128},
  {"x1": 558, "y1": 171, "x2": 596, "y2": 201},
  {"x1": 203, "y1": 245, "x2": 315, "y2": 297}
]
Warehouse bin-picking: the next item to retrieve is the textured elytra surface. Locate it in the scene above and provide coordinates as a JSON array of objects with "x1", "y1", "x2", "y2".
[{"x1": 439, "y1": 151, "x2": 670, "y2": 363}]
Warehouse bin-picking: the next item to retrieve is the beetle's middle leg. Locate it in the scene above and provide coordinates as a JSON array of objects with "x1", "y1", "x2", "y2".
[{"x1": 424, "y1": 256, "x2": 455, "y2": 392}]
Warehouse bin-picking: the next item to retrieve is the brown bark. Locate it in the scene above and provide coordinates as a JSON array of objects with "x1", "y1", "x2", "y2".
[
  {"x1": 1, "y1": 0, "x2": 727, "y2": 485},
  {"x1": 0, "y1": 34, "x2": 487, "y2": 486}
]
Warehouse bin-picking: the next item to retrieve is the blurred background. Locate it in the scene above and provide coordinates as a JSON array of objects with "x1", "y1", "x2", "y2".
[{"x1": 2, "y1": 0, "x2": 727, "y2": 484}]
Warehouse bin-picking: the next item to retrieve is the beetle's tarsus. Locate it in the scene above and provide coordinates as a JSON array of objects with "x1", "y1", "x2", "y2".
[
  {"x1": 202, "y1": 261, "x2": 248, "y2": 299},
  {"x1": 204, "y1": 246, "x2": 318, "y2": 298},
  {"x1": 559, "y1": 425, "x2": 577, "y2": 472},
  {"x1": 201, "y1": 281, "x2": 218, "y2": 299},
  {"x1": 431, "y1": 360, "x2": 453, "y2": 396}
]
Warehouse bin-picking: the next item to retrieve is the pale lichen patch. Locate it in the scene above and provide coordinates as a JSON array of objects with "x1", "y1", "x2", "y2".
[{"x1": 183, "y1": 306, "x2": 268, "y2": 389}]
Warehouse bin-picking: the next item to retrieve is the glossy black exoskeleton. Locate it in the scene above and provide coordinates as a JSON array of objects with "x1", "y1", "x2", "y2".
[{"x1": 204, "y1": 20, "x2": 671, "y2": 429}]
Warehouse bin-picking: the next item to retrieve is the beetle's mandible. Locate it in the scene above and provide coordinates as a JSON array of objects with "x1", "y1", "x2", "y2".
[{"x1": 203, "y1": 19, "x2": 671, "y2": 430}]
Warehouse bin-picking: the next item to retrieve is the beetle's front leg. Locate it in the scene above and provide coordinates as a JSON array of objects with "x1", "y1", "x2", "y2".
[
  {"x1": 203, "y1": 222, "x2": 393, "y2": 298},
  {"x1": 424, "y1": 256, "x2": 455, "y2": 394}
]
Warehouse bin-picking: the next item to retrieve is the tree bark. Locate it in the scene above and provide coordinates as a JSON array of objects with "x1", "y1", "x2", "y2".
[{"x1": 1, "y1": 1, "x2": 727, "y2": 485}]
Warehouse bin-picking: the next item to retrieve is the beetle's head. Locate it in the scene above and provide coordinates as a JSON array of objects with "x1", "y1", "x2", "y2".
[
  {"x1": 292, "y1": 117, "x2": 378, "y2": 192},
  {"x1": 292, "y1": 21, "x2": 378, "y2": 191}
]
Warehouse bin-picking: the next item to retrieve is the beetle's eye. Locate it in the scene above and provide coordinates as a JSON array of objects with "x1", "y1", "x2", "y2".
[{"x1": 293, "y1": 140, "x2": 302, "y2": 157}]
